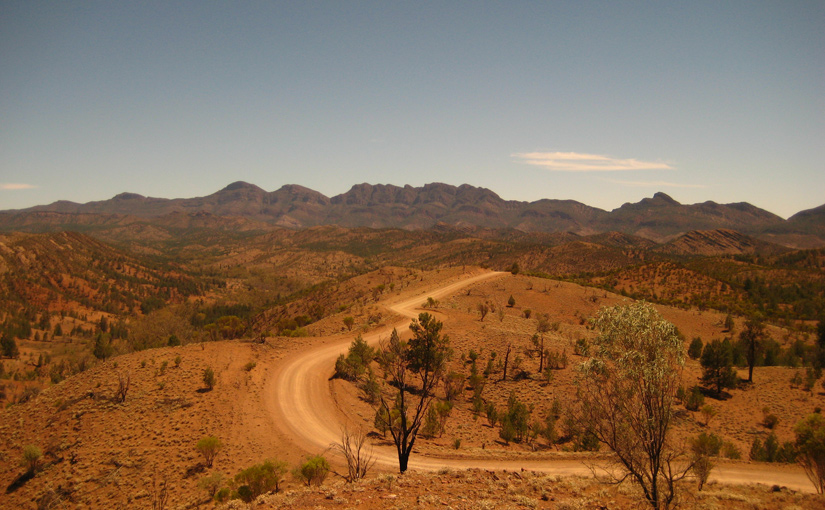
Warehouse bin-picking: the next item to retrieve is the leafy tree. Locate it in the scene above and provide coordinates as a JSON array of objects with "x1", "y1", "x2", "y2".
[
  {"x1": 794, "y1": 413, "x2": 825, "y2": 494},
  {"x1": 576, "y1": 302, "x2": 687, "y2": 510},
  {"x1": 687, "y1": 337, "x2": 703, "y2": 360},
  {"x1": 374, "y1": 314, "x2": 451, "y2": 473},
  {"x1": 93, "y1": 333, "x2": 114, "y2": 360},
  {"x1": 700, "y1": 339, "x2": 738, "y2": 395},
  {"x1": 335, "y1": 335, "x2": 375, "y2": 381},
  {"x1": 740, "y1": 316, "x2": 767, "y2": 383},
  {"x1": 1, "y1": 333, "x2": 19, "y2": 359},
  {"x1": 343, "y1": 316, "x2": 355, "y2": 331},
  {"x1": 507, "y1": 295, "x2": 516, "y2": 308},
  {"x1": 498, "y1": 391, "x2": 531, "y2": 444},
  {"x1": 196, "y1": 436, "x2": 223, "y2": 467},
  {"x1": 690, "y1": 432, "x2": 721, "y2": 491}
]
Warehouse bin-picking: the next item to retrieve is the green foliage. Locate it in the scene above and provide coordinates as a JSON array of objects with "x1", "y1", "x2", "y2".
[
  {"x1": 234, "y1": 459, "x2": 288, "y2": 500},
  {"x1": 294, "y1": 455, "x2": 330, "y2": 487},
  {"x1": 750, "y1": 433, "x2": 796, "y2": 463},
  {"x1": 507, "y1": 295, "x2": 515, "y2": 307},
  {"x1": 198, "y1": 472, "x2": 223, "y2": 498},
  {"x1": 196, "y1": 436, "x2": 223, "y2": 468},
  {"x1": 576, "y1": 302, "x2": 685, "y2": 509},
  {"x1": 1, "y1": 333, "x2": 20, "y2": 358},
  {"x1": 202, "y1": 367, "x2": 216, "y2": 390},
  {"x1": 335, "y1": 335, "x2": 375, "y2": 381},
  {"x1": 684, "y1": 387, "x2": 705, "y2": 412},
  {"x1": 343, "y1": 316, "x2": 355, "y2": 331},
  {"x1": 22, "y1": 445, "x2": 42, "y2": 473},
  {"x1": 688, "y1": 337, "x2": 703, "y2": 359},
  {"x1": 794, "y1": 413, "x2": 825, "y2": 494},
  {"x1": 700, "y1": 339, "x2": 738, "y2": 395},
  {"x1": 498, "y1": 392, "x2": 531, "y2": 444}
]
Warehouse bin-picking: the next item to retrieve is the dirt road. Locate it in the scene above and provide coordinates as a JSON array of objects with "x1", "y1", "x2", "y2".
[{"x1": 266, "y1": 270, "x2": 816, "y2": 493}]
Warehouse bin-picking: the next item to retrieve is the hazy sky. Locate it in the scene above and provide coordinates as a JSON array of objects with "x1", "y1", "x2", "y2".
[{"x1": 2, "y1": 2, "x2": 823, "y2": 218}]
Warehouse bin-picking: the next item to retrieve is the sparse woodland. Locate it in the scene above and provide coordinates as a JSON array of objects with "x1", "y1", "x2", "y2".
[{"x1": 1, "y1": 221, "x2": 825, "y2": 508}]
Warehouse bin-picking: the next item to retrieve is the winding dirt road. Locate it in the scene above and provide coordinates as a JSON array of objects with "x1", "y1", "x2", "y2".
[{"x1": 266, "y1": 270, "x2": 815, "y2": 493}]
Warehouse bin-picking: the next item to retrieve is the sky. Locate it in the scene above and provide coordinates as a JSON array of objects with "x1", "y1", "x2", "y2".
[{"x1": 1, "y1": 2, "x2": 823, "y2": 219}]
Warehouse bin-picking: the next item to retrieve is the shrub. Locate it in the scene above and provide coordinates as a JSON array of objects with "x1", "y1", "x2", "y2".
[
  {"x1": 685, "y1": 387, "x2": 705, "y2": 412},
  {"x1": 198, "y1": 472, "x2": 223, "y2": 498},
  {"x1": 243, "y1": 361, "x2": 256, "y2": 372},
  {"x1": 22, "y1": 445, "x2": 42, "y2": 473},
  {"x1": 234, "y1": 459, "x2": 288, "y2": 500},
  {"x1": 294, "y1": 455, "x2": 330, "y2": 487},
  {"x1": 196, "y1": 436, "x2": 223, "y2": 467},
  {"x1": 202, "y1": 367, "x2": 216, "y2": 390}
]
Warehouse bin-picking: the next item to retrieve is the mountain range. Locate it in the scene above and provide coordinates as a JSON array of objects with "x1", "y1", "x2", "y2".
[{"x1": 2, "y1": 182, "x2": 823, "y2": 248}]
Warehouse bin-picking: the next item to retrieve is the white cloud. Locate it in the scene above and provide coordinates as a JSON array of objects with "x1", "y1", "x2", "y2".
[
  {"x1": 0, "y1": 183, "x2": 37, "y2": 190},
  {"x1": 604, "y1": 179, "x2": 706, "y2": 189},
  {"x1": 512, "y1": 151, "x2": 674, "y2": 172}
]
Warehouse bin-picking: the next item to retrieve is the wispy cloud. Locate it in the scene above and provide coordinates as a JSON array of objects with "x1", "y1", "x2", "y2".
[
  {"x1": 1, "y1": 183, "x2": 37, "y2": 190},
  {"x1": 604, "y1": 179, "x2": 707, "y2": 189},
  {"x1": 512, "y1": 151, "x2": 673, "y2": 172}
]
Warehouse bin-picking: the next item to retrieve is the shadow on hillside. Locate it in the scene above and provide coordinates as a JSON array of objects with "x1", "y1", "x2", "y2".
[{"x1": 6, "y1": 470, "x2": 33, "y2": 494}]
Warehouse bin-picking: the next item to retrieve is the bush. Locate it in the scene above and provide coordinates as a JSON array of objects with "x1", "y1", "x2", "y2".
[
  {"x1": 198, "y1": 472, "x2": 223, "y2": 498},
  {"x1": 203, "y1": 367, "x2": 216, "y2": 390},
  {"x1": 234, "y1": 459, "x2": 288, "y2": 500},
  {"x1": 294, "y1": 455, "x2": 330, "y2": 487},
  {"x1": 22, "y1": 445, "x2": 42, "y2": 473},
  {"x1": 685, "y1": 387, "x2": 705, "y2": 412},
  {"x1": 196, "y1": 436, "x2": 223, "y2": 467}
]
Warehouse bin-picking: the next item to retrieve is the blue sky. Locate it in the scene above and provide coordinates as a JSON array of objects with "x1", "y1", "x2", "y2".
[{"x1": 1, "y1": 1, "x2": 823, "y2": 218}]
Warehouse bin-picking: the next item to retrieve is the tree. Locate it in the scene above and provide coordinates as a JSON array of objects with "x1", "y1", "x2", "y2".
[
  {"x1": 507, "y1": 295, "x2": 516, "y2": 307},
  {"x1": 576, "y1": 302, "x2": 687, "y2": 510},
  {"x1": 477, "y1": 302, "x2": 489, "y2": 321},
  {"x1": 700, "y1": 339, "x2": 738, "y2": 395},
  {"x1": 93, "y1": 333, "x2": 114, "y2": 360},
  {"x1": 687, "y1": 337, "x2": 703, "y2": 360},
  {"x1": 196, "y1": 436, "x2": 223, "y2": 467},
  {"x1": 740, "y1": 316, "x2": 767, "y2": 383},
  {"x1": 343, "y1": 316, "x2": 355, "y2": 331},
  {"x1": 1, "y1": 333, "x2": 19, "y2": 359},
  {"x1": 794, "y1": 413, "x2": 825, "y2": 494},
  {"x1": 374, "y1": 314, "x2": 451, "y2": 473}
]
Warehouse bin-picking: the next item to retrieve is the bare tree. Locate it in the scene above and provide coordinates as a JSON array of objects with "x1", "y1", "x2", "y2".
[
  {"x1": 332, "y1": 427, "x2": 375, "y2": 482},
  {"x1": 576, "y1": 302, "x2": 689, "y2": 510},
  {"x1": 115, "y1": 371, "x2": 130, "y2": 403},
  {"x1": 375, "y1": 314, "x2": 451, "y2": 473}
]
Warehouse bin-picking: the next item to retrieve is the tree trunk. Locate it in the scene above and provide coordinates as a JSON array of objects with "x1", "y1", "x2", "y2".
[{"x1": 501, "y1": 344, "x2": 511, "y2": 382}]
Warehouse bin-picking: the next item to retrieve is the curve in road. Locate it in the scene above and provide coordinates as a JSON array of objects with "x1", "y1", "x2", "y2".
[{"x1": 266, "y1": 270, "x2": 815, "y2": 493}]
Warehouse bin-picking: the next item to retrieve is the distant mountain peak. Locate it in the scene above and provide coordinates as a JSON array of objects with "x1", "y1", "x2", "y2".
[
  {"x1": 652, "y1": 192, "x2": 679, "y2": 205},
  {"x1": 112, "y1": 192, "x2": 145, "y2": 200},
  {"x1": 220, "y1": 181, "x2": 264, "y2": 193}
]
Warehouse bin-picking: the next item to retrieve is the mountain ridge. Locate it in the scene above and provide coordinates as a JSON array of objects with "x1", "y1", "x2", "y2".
[{"x1": 3, "y1": 182, "x2": 823, "y2": 248}]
